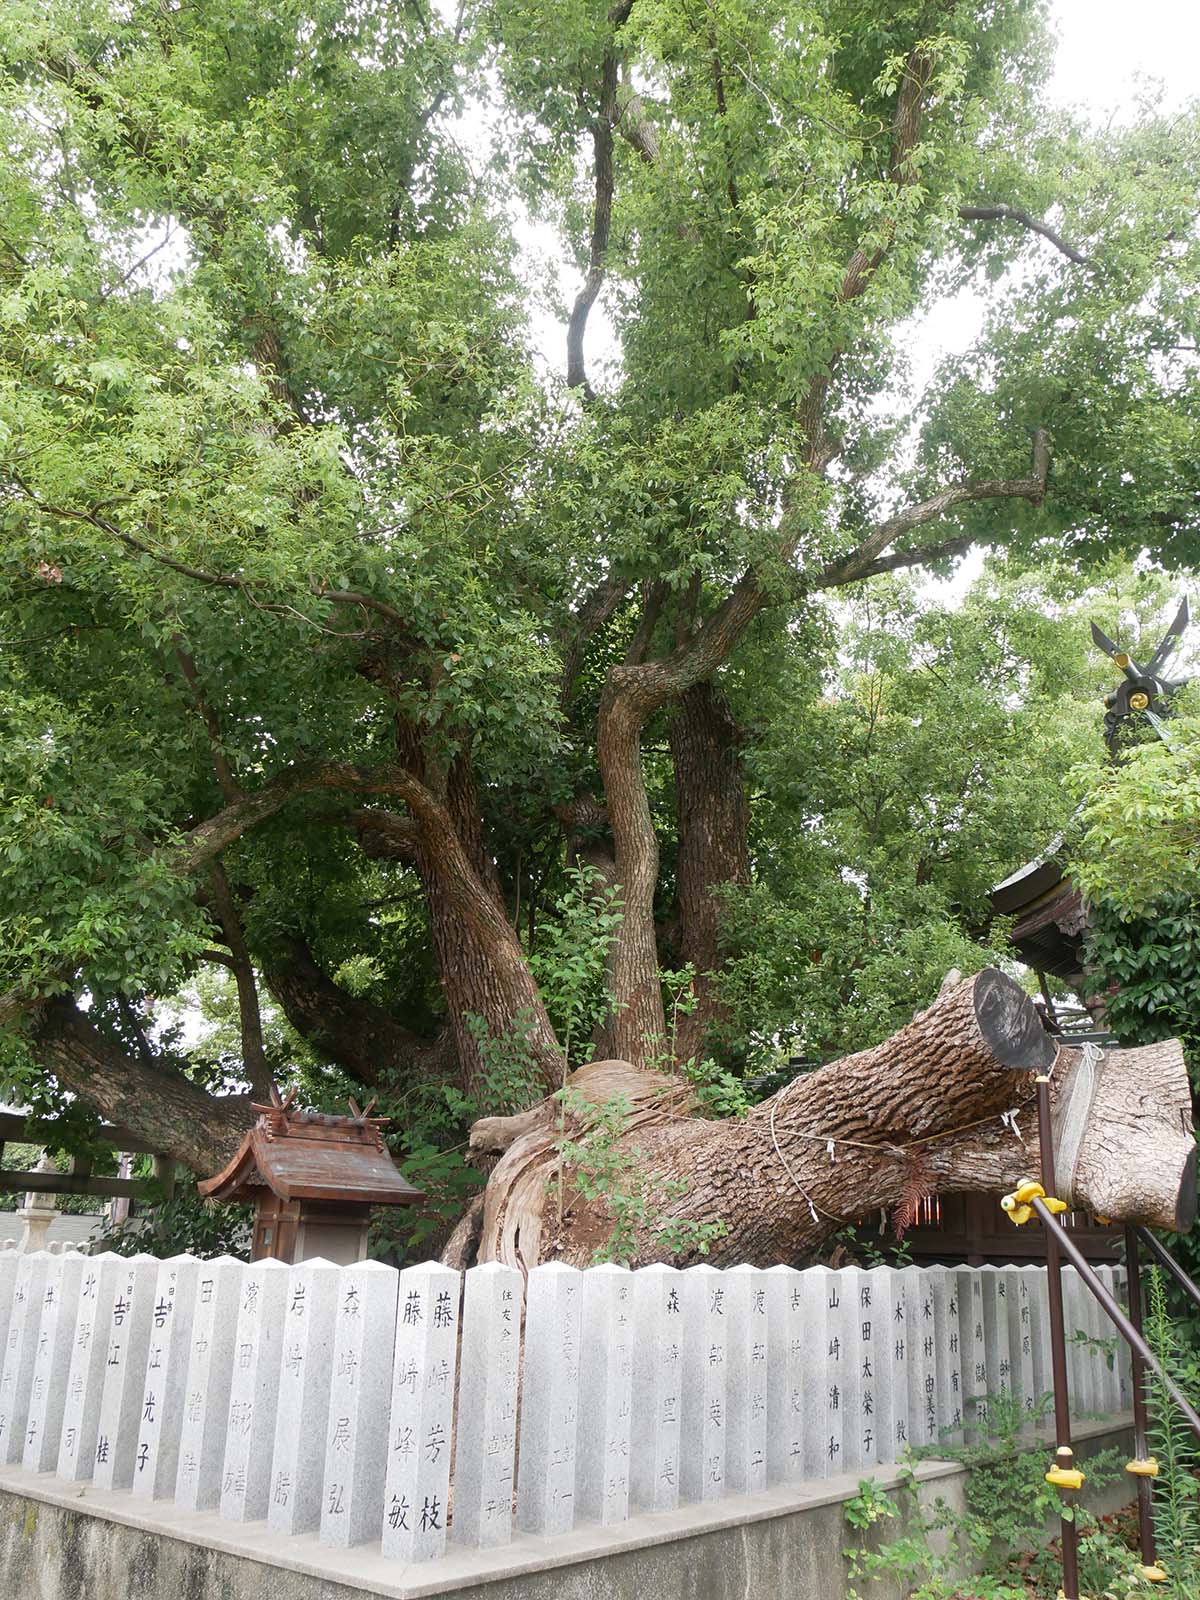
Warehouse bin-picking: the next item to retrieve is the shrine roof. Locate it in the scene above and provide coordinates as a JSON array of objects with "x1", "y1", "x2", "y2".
[{"x1": 198, "y1": 1094, "x2": 424, "y2": 1207}]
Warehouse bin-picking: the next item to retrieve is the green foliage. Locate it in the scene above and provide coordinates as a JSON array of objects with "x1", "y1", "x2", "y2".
[
  {"x1": 530, "y1": 863, "x2": 624, "y2": 1072},
  {"x1": 844, "y1": 1288, "x2": 1200, "y2": 1599},
  {"x1": 1073, "y1": 716, "x2": 1200, "y2": 921},
  {"x1": 679, "y1": 1053, "x2": 753, "y2": 1121},
  {"x1": 94, "y1": 1185, "x2": 251, "y2": 1260},
  {"x1": 843, "y1": 1386, "x2": 1131, "y2": 1599},
  {"x1": 554, "y1": 1084, "x2": 726, "y2": 1265},
  {"x1": 1, "y1": 0, "x2": 1199, "y2": 1192},
  {"x1": 713, "y1": 566, "x2": 1116, "y2": 1066},
  {"x1": 1145, "y1": 1267, "x2": 1200, "y2": 1579}
]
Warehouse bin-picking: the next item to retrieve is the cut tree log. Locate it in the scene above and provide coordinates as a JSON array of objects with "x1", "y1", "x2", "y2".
[{"x1": 459, "y1": 968, "x2": 1196, "y2": 1272}]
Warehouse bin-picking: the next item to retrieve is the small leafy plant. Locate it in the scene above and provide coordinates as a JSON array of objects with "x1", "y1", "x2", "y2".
[{"x1": 553, "y1": 1083, "x2": 727, "y2": 1264}]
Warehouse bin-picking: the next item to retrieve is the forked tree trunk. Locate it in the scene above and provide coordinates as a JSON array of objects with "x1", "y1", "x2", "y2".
[
  {"x1": 347, "y1": 747, "x2": 565, "y2": 1103},
  {"x1": 461, "y1": 969, "x2": 1196, "y2": 1272},
  {"x1": 596, "y1": 674, "x2": 668, "y2": 1066}
]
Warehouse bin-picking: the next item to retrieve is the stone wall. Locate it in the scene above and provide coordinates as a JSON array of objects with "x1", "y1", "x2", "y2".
[
  {"x1": 0, "y1": 1417, "x2": 1135, "y2": 1600},
  {"x1": 0, "y1": 1250, "x2": 1131, "y2": 1583}
]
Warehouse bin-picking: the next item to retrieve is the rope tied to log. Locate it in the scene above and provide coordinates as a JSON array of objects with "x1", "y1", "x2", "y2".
[
  {"x1": 763, "y1": 1057, "x2": 1039, "y2": 1224},
  {"x1": 1052, "y1": 1040, "x2": 1105, "y2": 1208}
]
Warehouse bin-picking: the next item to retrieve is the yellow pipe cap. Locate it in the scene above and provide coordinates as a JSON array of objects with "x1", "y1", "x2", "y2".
[{"x1": 1045, "y1": 1465, "x2": 1085, "y2": 1490}]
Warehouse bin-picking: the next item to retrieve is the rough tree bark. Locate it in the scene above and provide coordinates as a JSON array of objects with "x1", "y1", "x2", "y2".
[
  {"x1": 667, "y1": 681, "x2": 751, "y2": 1063},
  {"x1": 460, "y1": 969, "x2": 1195, "y2": 1273},
  {"x1": 347, "y1": 745, "x2": 564, "y2": 1101},
  {"x1": 28, "y1": 998, "x2": 250, "y2": 1172},
  {"x1": 262, "y1": 934, "x2": 454, "y2": 1089}
]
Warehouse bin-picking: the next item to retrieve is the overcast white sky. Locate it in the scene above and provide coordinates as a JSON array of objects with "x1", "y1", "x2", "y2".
[
  {"x1": 912, "y1": 0, "x2": 1199, "y2": 383},
  {"x1": 1050, "y1": 0, "x2": 1197, "y2": 110}
]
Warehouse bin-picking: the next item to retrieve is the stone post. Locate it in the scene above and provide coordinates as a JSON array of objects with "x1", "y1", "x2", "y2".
[
  {"x1": 381, "y1": 1261, "x2": 462, "y2": 1561},
  {"x1": 0, "y1": 1251, "x2": 51, "y2": 1464},
  {"x1": 763, "y1": 1264, "x2": 806, "y2": 1486},
  {"x1": 1016, "y1": 1266, "x2": 1052, "y2": 1416},
  {"x1": 219, "y1": 1257, "x2": 290, "y2": 1521},
  {"x1": 1003, "y1": 1267, "x2": 1036, "y2": 1423},
  {"x1": 979, "y1": 1265, "x2": 1014, "y2": 1408},
  {"x1": 576, "y1": 1263, "x2": 635, "y2": 1525},
  {"x1": 724, "y1": 1264, "x2": 769, "y2": 1494},
  {"x1": 93, "y1": 1255, "x2": 159, "y2": 1490},
  {"x1": 56, "y1": 1254, "x2": 124, "y2": 1483},
  {"x1": 1092, "y1": 1265, "x2": 1122, "y2": 1414},
  {"x1": 629, "y1": 1263, "x2": 684, "y2": 1512},
  {"x1": 678, "y1": 1264, "x2": 728, "y2": 1504},
  {"x1": 836, "y1": 1267, "x2": 872, "y2": 1473},
  {"x1": 131, "y1": 1255, "x2": 203, "y2": 1501},
  {"x1": 0, "y1": 1252, "x2": 21, "y2": 1373},
  {"x1": 911, "y1": 1267, "x2": 941, "y2": 1452},
  {"x1": 320, "y1": 1260, "x2": 399, "y2": 1549},
  {"x1": 924, "y1": 1265, "x2": 963, "y2": 1445},
  {"x1": 957, "y1": 1268, "x2": 990, "y2": 1439},
  {"x1": 1110, "y1": 1265, "x2": 1133, "y2": 1411},
  {"x1": 22, "y1": 1249, "x2": 87, "y2": 1472},
  {"x1": 516, "y1": 1262, "x2": 583, "y2": 1538},
  {"x1": 268, "y1": 1258, "x2": 340, "y2": 1538},
  {"x1": 1061, "y1": 1267, "x2": 1094, "y2": 1415},
  {"x1": 174, "y1": 1256, "x2": 245, "y2": 1510},
  {"x1": 860, "y1": 1265, "x2": 897, "y2": 1469},
  {"x1": 452, "y1": 1262, "x2": 522, "y2": 1550}
]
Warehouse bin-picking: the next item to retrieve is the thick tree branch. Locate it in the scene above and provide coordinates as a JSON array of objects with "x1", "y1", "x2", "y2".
[
  {"x1": 0, "y1": 761, "x2": 427, "y2": 1030},
  {"x1": 29, "y1": 996, "x2": 251, "y2": 1173},
  {"x1": 830, "y1": 533, "x2": 975, "y2": 584},
  {"x1": 813, "y1": 430, "x2": 1051, "y2": 591},
  {"x1": 559, "y1": 572, "x2": 630, "y2": 709},
  {"x1": 835, "y1": 47, "x2": 934, "y2": 307},
  {"x1": 206, "y1": 860, "x2": 271, "y2": 1099},
  {"x1": 614, "y1": 77, "x2": 659, "y2": 163},
  {"x1": 345, "y1": 806, "x2": 422, "y2": 861},
  {"x1": 958, "y1": 203, "x2": 1090, "y2": 266},
  {"x1": 262, "y1": 934, "x2": 452, "y2": 1089},
  {"x1": 567, "y1": 53, "x2": 619, "y2": 396}
]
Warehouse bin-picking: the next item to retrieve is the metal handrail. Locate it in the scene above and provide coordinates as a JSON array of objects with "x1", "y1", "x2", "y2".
[
  {"x1": 1134, "y1": 1223, "x2": 1200, "y2": 1313},
  {"x1": 1031, "y1": 1197, "x2": 1200, "y2": 1444}
]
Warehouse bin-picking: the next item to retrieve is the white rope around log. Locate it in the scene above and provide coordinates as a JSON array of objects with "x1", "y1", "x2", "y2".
[{"x1": 1053, "y1": 1041, "x2": 1105, "y2": 1207}]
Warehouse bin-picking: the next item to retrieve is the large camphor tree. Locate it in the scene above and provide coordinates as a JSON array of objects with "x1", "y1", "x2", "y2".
[{"x1": 1, "y1": 0, "x2": 1198, "y2": 1258}]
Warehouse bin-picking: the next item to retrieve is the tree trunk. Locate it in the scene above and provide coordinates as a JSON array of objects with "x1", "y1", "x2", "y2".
[
  {"x1": 668, "y1": 681, "x2": 751, "y2": 1063},
  {"x1": 556, "y1": 793, "x2": 621, "y2": 1060},
  {"x1": 427, "y1": 755, "x2": 563, "y2": 1103},
  {"x1": 460, "y1": 969, "x2": 1196, "y2": 1272},
  {"x1": 207, "y1": 860, "x2": 272, "y2": 1100},
  {"x1": 30, "y1": 998, "x2": 250, "y2": 1173},
  {"x1": 346, "y1": 744, "x2": 565, "y2": 1104},
  {"x1": 262, "y1": 935, "x2": 454, "y2": 1089},
  {"x1": 596, "y1": 672, "x2": 668, "y2": 1065}
]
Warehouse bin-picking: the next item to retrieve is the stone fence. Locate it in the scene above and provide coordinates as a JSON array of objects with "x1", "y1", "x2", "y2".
[{"x1": 0, "y1": 1251, "x2": 1129, "y2": 1570}]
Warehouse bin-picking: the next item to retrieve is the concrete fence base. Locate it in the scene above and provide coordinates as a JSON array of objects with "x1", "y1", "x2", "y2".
[{"x1": 0, "y1": 1417, "x2": 1133, "y2": 1600}]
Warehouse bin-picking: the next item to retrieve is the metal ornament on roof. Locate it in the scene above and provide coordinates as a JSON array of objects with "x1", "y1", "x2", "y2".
[{"x1": 1091, "y1": 595, "x2": 1189, "y2": 752}]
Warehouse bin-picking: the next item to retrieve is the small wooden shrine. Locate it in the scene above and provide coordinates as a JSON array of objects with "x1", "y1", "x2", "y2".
[{"x1": 199, "y1": 1086, "x2": 424, "y2": 1265}]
